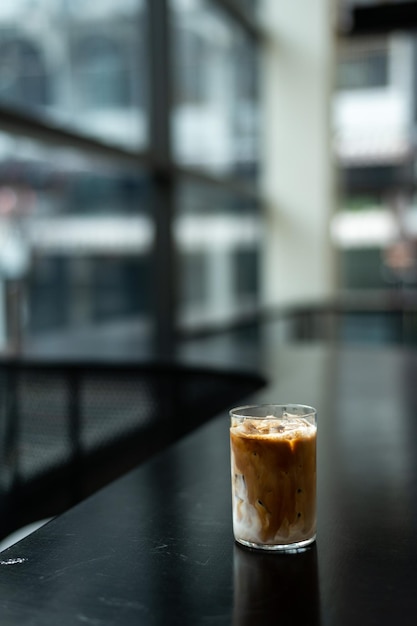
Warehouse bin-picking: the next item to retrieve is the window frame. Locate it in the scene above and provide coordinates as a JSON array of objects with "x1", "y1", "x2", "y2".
[{"x1": 0, "y1": 0, "x2": 265, "y2": 352}]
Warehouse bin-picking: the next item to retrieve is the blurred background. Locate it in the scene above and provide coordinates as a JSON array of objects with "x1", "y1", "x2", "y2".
[{"x1": 0, "y1": 0, "x2": 416, "y2": 357}]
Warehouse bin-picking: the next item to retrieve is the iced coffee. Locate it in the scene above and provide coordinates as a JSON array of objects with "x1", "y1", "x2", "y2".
[{"x1": 230, "y1": 404, "x2": 317, "y2": 551}]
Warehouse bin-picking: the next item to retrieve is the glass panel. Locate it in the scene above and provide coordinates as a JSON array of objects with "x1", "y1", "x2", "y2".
[
  {"x1": 337, "y1": 37, "x2": 389, "y2": 91},
  {"x1": 170, "y1": 0, "x2": 259, "y2": 183},
  {"x1": 0, "y1": 0, "x2": 148, "y2": 149},
  {"x1": 0, "y1": 132, "x2": 153, "y2": 355},
  {"x1": 333, "y1": 32, "x2": 417, "y2": 296},
  {"x1": 238, "y1": 0, "x2": 259, "y2": 17},
  {"x1": 175, "y1": 180, "x2": 262, "y2": 330}
]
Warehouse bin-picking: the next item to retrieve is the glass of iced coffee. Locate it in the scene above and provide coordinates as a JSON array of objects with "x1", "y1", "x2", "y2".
[{"x1": 230, "y1": 404, "x2": 317, "y2": 551}]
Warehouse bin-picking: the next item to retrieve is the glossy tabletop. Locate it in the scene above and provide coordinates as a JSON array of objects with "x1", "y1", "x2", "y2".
[{"x1": 0, "y1": 341, "x2": 416, "y2": 625}]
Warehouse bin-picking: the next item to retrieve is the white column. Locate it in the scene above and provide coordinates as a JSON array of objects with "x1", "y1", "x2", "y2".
[{"x1": 259, "y1": 0, "x2": 337, "y2": 308}]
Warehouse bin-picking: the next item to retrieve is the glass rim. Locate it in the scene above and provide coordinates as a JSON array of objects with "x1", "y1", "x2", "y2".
[{"x1": 229, "y1": 403, "x2": 317, "y2": 420}]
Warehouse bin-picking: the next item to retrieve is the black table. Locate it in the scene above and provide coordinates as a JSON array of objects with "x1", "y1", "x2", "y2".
[{"x1": 0, "y1": 342, "x2": 416, "y2": 625}]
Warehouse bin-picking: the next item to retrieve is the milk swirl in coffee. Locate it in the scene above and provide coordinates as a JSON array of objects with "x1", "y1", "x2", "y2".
[{"x1": 230, "y1": 413, "x2": 317, "y2": 548}]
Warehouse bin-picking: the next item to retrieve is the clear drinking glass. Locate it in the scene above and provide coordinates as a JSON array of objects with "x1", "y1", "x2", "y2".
[{"x1": 230, "y1": 404, "x2": 317, "y2": 551}]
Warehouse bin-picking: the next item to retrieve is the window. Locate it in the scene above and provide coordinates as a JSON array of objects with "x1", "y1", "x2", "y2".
[
  {"x1": 0, "y1": 0, "x2": 263, "y2": 355},
  {"x1": 338, "y1": 52, "x2": 388, "y2": 90},
  {"x1": 337, "y1": 40, "x2": 389, "y2": 91},
  {"x1": 0, "y1": 0, "x2": 147, "y2": 148},
  {"x1": 72, "y1": 36, "x2": 131, "y2": 109},
  {"x1": 171, "y1": 0, "x2": 260, "y2": 181},
  {"x1": 175, "y1": 180, "x2": 261, "y2": 329},
  {"x1": 0, "y1": 38, "x2": 49, "y2": 107},
  {"x1": 0, "y1": 133, "x2": 152, "y2": 341}
]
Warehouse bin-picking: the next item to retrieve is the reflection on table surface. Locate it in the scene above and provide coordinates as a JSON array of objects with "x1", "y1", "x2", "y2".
[{"x1": 233, "y1": 543, "x2": 320, "y2": 626}]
